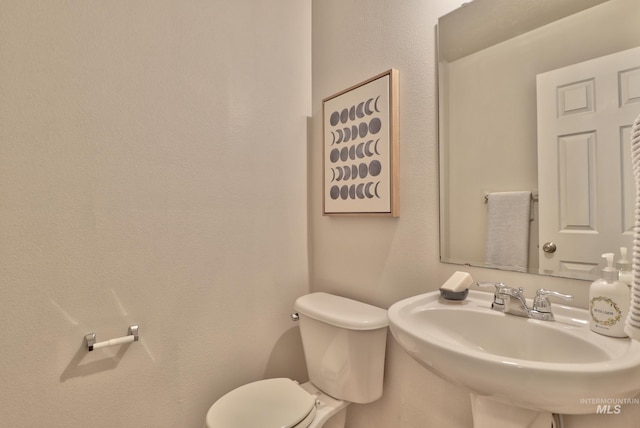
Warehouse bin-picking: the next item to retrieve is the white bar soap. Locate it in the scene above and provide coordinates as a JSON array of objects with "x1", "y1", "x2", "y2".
[
  {"x1": 439, "y1": 271, "x2": 473, "y2": 300},
  {"x1": 440, "y1": 271, "x2": 473, "y2": 292}
]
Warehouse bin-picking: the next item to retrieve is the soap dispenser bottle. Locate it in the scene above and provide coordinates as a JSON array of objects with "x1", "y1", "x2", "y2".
[
  {"x1": 589, "y1": 253, "x2": 630, "y2": 337},
  {"x1": 616, "y1": 247, "x2": 633, "y2": 286}
]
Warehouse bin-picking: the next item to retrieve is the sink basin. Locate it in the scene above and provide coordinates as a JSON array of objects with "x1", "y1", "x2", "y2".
[{"x1": 388, "y1": 290, "x2": 640, "y2": 414}]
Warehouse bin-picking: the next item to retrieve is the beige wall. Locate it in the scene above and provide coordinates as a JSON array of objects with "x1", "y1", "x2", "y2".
[
  {"x1": 311, "y1": 0, "x2": 640, "y2": 427},
  {"x1": 0, "y1": 1, "x2": 310, "y2": 427},
  {"x1": 311, "y1": 1, "x2": 474, "y2": 426}
]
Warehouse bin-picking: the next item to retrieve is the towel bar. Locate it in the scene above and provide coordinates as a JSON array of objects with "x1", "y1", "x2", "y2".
[{"x1": 484, "y1": 192, "x2": 538, "y2": 203}]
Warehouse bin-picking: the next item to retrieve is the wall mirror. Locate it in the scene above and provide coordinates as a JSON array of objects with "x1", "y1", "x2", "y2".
[{"x1": 438, "y1": 0, "x2": 640, "y2": 280}]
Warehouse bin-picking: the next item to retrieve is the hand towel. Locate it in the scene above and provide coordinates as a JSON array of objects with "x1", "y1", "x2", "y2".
[
  {"x1": 625, "y1": 113, "x2": 640, "y2": 340},
  {"x1": 485, "y1": 191, "x2": 532, "y2": 273}
]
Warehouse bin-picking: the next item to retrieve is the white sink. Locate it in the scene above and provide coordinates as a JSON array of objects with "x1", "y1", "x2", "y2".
[{"x1": 388, "y1": 290, "x2": 640, "y2": 415}]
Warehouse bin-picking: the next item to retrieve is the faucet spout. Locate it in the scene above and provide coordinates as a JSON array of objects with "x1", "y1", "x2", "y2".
[{"x1": 498, "y1": 287, "x2": 531, "y2": 318}]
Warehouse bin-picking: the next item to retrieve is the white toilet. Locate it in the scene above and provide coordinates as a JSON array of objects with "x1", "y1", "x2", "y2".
[{"x1": 205, "y1": 292, "x2": 389, "y2": 428}]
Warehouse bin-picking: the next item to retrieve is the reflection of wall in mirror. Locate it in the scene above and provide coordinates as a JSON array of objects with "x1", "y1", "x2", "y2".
[{"x1": 441, "y1": 0, "x2": 640, "y2": 276}]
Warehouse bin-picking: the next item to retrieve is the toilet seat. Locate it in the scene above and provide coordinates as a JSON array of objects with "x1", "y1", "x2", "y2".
[{"x1": 205, "y1": 378, "x2": 316, "y2": 428}]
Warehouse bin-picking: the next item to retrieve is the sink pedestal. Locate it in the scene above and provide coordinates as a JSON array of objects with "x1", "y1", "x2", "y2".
[{"x1": 470, "y1": 394, "x2": 553, "y2": 428}]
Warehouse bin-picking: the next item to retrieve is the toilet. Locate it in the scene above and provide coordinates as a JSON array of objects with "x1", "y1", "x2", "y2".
[{"x1": 205, "y1": 292, "x2": 389, "y2": 428}]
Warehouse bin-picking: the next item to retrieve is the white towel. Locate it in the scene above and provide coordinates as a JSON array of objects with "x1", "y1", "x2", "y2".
[
  {"x1": 625, "y1": 113, "x2": 640, "y2": 340},
  {"x1": 485, "y1": 191, "x2": 531, "y2": 273}
]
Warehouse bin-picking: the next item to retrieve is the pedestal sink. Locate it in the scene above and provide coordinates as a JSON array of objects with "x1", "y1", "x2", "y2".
[{"x1": 388, "y1": 290, "x2": 640, "y2": 427}]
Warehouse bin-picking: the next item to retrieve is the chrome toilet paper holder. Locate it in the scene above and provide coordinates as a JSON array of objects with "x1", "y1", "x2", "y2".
[{"x1": 85, "y1": 325, "x2": 139, "y2": 351}]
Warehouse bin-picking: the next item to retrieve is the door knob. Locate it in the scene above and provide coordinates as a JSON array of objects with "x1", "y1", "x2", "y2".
[{"x1": 542, "y1": 242, "x2": 557, "y2": 253}]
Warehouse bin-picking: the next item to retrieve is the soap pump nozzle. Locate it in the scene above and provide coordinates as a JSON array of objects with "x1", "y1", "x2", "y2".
[
  {"x1": 616, "y1": 247, "x2": 631, "y2": 271},
  {"x1": 601, "y1": 253, "x2": 620, "y2": 282},
  {"x1": 616, "y1": 247, "x2": 633, "y2": 286}
]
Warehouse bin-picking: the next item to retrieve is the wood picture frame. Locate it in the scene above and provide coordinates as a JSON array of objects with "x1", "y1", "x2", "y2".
[{"x1": 322, "y1": 69, "x2": 399, "y2": 216}]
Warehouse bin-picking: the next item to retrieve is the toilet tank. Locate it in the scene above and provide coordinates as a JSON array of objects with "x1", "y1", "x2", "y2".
[{"x1": 294, "y1": 292, "x2": 388, "y2": 404}]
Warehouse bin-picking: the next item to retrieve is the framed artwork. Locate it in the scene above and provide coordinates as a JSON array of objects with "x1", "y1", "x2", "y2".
[{"x1": 322, "y1": 69, "x2": 399, "y2": 216}]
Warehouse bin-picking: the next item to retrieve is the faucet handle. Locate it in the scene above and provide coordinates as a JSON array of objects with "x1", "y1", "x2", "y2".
[
  {"x1": 532, "y1": 288, "x2": 573, "y2": 314},
  {"x1": 476, "y1": 281, "x2": 506, "y2": 290},
  {"x1": 476, "y1": 282, "x2": 507, "y2": 309}
]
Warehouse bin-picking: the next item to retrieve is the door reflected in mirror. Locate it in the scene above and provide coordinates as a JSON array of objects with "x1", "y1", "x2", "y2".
[{"x1": 438, "y1": 0, "x2": 640, "y2": 280}]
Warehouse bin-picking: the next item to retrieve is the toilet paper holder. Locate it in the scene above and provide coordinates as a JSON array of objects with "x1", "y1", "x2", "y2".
[{"x1": 85, "y1": 325, "x2": 139, "y2": 351}]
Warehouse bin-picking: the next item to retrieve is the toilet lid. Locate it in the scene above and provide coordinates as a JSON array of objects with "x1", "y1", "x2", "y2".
[{"x1": 206, "y1": 378, "x2": 316, "y2": 428}]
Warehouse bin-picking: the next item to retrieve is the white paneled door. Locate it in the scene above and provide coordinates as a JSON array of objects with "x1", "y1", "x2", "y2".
[{"x1": 537, "y1": 46, "x2": 640, "y2": 279}]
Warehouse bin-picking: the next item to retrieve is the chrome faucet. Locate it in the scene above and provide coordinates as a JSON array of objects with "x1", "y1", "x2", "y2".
[
  {"x1": 499, "y1": 286, "x2": 530, "y2": 317},
  {"x1": 476, "y1": 283, "x2": 572, "y2": 321}
]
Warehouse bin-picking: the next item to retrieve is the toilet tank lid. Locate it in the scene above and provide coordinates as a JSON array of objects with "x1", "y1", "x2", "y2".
[{"x1": 294, "y1": 292, "x2": 388, "y2": 330}]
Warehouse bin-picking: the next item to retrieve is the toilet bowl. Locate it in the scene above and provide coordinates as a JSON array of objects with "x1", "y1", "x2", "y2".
[{"x1": 205, "y1": 292, "x2": 388, "y2": 428}]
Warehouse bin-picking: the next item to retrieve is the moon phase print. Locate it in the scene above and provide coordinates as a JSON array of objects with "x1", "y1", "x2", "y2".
[{"x1": 322, "y1": 69, "x2": 399, "y2": 216}]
